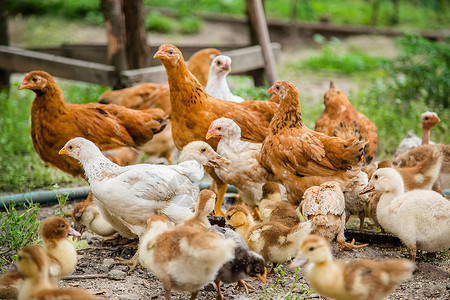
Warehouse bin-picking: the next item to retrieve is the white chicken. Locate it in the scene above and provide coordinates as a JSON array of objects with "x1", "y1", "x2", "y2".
[
  {"x1": 361, "y1": 167, "x2": 450, "y2": 260},
  {"x1": 205, "y1": 55, "x2": 244, "y2": 103},
  {"x1": 59, "y1": 138, "x2": 229, "y2": 239},
  {"x1": 206, "y1": 117, "x2": 276, "y2": 212}
]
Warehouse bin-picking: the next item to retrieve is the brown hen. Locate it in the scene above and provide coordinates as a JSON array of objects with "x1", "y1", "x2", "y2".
[
  {"x1": 19, "y1": 71, "x2": 168, "y2": 179},
  {"x1": 259, "y1": 81, "x2": 367, "y2": 206},
  {"x1": 315, "y1": 82, "x2": 378, "y2": 164}
]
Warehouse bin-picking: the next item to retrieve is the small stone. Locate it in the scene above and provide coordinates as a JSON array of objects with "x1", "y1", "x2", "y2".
[
  {"x1": 118, "y1": 294, "x2": 140, "y2": 300},
  {"x1": 102, "y1": 258, "x2": 115, "y2": 269},
  {"x1": 109, "y1": 269, "x2": 127, "y2": 280},
  {"x1": 113, "y1": 265, "x2": 129, "y2": 272},
  {"x1": 203, "y1": 283, "x2": 216, "y2": 291}
]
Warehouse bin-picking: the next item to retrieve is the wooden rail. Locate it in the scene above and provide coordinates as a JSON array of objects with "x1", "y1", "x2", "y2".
[{"x1": 0, "y1": 43, "x2": 280, "y2": 87}]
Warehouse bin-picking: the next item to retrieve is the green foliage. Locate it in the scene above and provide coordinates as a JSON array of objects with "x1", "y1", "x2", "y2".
[
  {"x1": 51, "y1": 184, "x2": 69, "y2": 217},
  {"x1": 7, "y1": 0, "x2": 102, "y2": 22},
  {"x1": 300, "y1": 35, "x2": 389, "y2": 74},
  {"x1": 387, "y1": 35, "x2": 450, "y2": 108},
  {"x1": 254, "y1": 265, "x2": 314, "y2": 299},
  {"x1": 0, "y1": 199, "x2": 40, "y2": 268},
  {"x1": 145, "y1": 11, "x2": 176, "y2": 33},
  {"x1": 179, "y1": 16, "x2": 204, "y2": 34}
]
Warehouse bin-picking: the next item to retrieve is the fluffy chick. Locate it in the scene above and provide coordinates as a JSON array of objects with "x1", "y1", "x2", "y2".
[
  {"x1": 225, "y1": 205, "x2": 311, "y2": 267},
  {"x1": 181, "y1": 189, "x2": 216, "y2": 230},
  {"x1": 301, "y1": 181, "x2": 367, "y2": 250},
  {"x1": 207, "y1": 225, "x2": 266, "y2": 300},
  {"x1": 258, "y1": 182, "x2": 300, "y2": 228},
  {"x1": 139, "y1": 215, "x2": 235, "y2": 300},
  {"x1": 71, "y1": 201, "x2": 117, "y2": 237},
  {"x1": 290, "y1": 235, "x2": 415, "y2": 300}
]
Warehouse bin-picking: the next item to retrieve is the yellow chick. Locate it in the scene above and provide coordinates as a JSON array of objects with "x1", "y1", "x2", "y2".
[
  {"x1": 72, "y1": 201, "x2": 117, "y2": 237},
  {"x1": 225, "y1": 204, "x2": 311, "y2": 269},
  {"x1": 290, "y1": 235, "x2": 415, "y2": 300},
  {"x1": 138, "y1": 215, "x2": 235, "y2": 300},
  {"x1": 258, "y1": 182, "x2": 300, "y2": 227},
  {"x1": 16, "y1": 245, "x2": 98, "y2": 300}
]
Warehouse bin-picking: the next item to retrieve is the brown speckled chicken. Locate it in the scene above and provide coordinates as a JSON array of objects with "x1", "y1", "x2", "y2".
[
  {"x1": 154, "y1": 44, "x2": 277, "y2": 150},
  {"x1": 155, "y1": 44, "x2": 277, "y2": 215},
  {"x1": 19, "y1": 71, "x2": 168, "y2": 179},
  {"x1": 315, "y1": 82, "x2": 378, "y2": 164},
  {"x1": 259, "y1": 81, "x2": 367, "y2": 205},
  {"x1": 301, "y1": 181, "x2": 367, "y2": 250}
]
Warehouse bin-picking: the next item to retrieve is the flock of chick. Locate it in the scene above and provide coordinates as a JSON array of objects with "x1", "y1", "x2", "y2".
[{"x1": 1, "y1": 43, "x2": 449, "y2": 300}]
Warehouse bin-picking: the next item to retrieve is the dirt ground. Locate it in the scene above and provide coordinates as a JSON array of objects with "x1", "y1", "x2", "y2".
[
  {"x1": 4, "y1": 16, "x2": 450, "y2": 299},
  {"x1": 33, "y1": 199, "x2": 449, "y2": 300}
]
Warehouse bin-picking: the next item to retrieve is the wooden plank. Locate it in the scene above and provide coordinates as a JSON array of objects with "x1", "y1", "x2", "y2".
[
  {"x1": 121, "y1": 43, "x2": 281, "y2": 86},
  {"x1": 0, "y1": 45, "x2": 116, "y2": 86}
]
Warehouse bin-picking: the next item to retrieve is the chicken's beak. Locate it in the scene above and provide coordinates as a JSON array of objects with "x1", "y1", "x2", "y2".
[
  {"x1": 59, "y1": 147, "x2": 69, "y2": 155},
  {"x1": 206, "y1": 155, "x2": 230, "y2": 172},
  {"x1": 431, "y1": 116, "x2": 441, "y2": 124},
  {"x1": 18, "y1": 78, "x2": 29, "y2": 90},
  {"x1": 68, "y1": 227, "x2": 82, "y2": 241},
  {"x1": 222, "y1": 64, "x2": 231, "y2": 72},
  {"x1": 289, "y1": 254, "x2": 307, "y2": 268},
  {"x1": 267, "y1": 87, "x2": 274, "y2": 94},
  {"x1": 257, "y1": 267, "x2": 267, "y2": 283},
  {"x1": 206, "y1": 130, "x2": 219, "y2": 140},
  {"x1": 359, "y1": 183, "x2": 375, "y2": 195},
  {"x1": 154, "y1": 46, "x2": 167, "y2": 59}
]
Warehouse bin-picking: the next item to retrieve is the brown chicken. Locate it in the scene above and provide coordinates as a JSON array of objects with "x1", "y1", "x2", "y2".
[
  {"x1": 259, "y1": 81, "x2": 367, "y2": 206},
  {"x1": 154, "y1": 44, "x2": 278, "y2": 214},
  {"x1": 315, "y1": 82, "x2": 378, "y2": 164},
  {"x1": 18, "y1": 71, "x2": 168, "y2": 179}
]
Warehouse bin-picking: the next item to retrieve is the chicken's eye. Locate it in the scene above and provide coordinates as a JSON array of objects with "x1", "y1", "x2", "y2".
[
  {"x1": 217, "y1": 61, "x2": 221, "y2": 65},
  {"x1": 226, "y1": 215, "x2": 231, "y2": 220},
  {"x1": 374, "y1": 174, "x2": 379, "y2": 179},
  {"x1": 200, "y1": 147, "x2": 206, "y2": 153},
  {"x1": 309, "y1": 246, "x2": 315, "y2": 251},
  {"x1": 75, "y1": 216, "x2": 81, "y2": 222},
  {"x1": 17, "y1": 255, "x2": 23, "y2": 261},
  {"x1": 254, "y1": 266, "x2": 261, "y2": 273},
  {"x1": 424, "y1": 117, "x2": 429, "y2": 121},
  {"x1": 169, "y1": 49, "x2": 174, "y2": 54},
  {"x1": 32, "y1": 77, "x2": 37, "y2": 82},
  {"x1": 60, "y1": 223, "x2": 66, "y2": 228},
  {"x1": 276, "y1": 86, "x2": 280, "y2": 90},
  {"x1": 68, "y1": 145, "x2": 73, "y2": 150},
  {"x1": 217, "y1": 127, "x2": 222, "y2": 130}
]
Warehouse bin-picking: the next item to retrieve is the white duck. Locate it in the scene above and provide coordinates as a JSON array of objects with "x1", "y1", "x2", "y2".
[
  {"x1": 205, "y1": 55, "x2": 245, "y2": 103},
  {"x1": 59, "y1": 138, "x2": 229, "y2": 239},
  {"x1": 360, "y1": 167, "x2": 450, "y2": 260}
]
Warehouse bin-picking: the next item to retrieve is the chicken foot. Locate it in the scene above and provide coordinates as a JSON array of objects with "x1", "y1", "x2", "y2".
[
  {"x1": 338, "y1": 238, "x2": 368, "y2": 251},
  {"x1": 235, "y1": 279, "x2": 255, "y2": 294},
  {"x1": 114, "y1": 249, "x2": 140, "y2": 272}
]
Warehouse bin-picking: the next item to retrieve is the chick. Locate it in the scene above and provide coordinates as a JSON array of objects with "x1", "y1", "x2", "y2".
[
  {"x1": 16, "y1": 245, "x2": 98, "y2": 300},
  {"x1": 207, "y1": 225, "x2": 267, "y2": 300},
  {"x1": 71, "y1": 201, "x2": 117, "y2": 237},
  {"x1": 225, "y1": 204, "x2": 311, "y2": 269},
  {"x1": 139, "y1": 215, "x2": 235, "y2": 300},
  {"x1": 301, "y1": 181, "x2": 367, "y2": 250},
  {"x1": 181, "y1": 189, "x2": 216, "y2": 230},
  {"x1": 258, "y1": 182, "x2": 300, "y2": 228},
  {"x1": 290, "y1": 235, "x2": 415, "y2": 300}
]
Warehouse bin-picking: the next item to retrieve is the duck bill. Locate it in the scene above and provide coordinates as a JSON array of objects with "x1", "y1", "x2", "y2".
[
  {"x1": 68, "y1": 227, "x2": 82, "y2": 241},
  {"x1": 289, "y1": 254, "x2": 307, "y2": 268},
  {"x1": 206, "y1": 155, "x2": 230, "y2": 171},
  {"x1": 257, "y1": 268, "x2": 267, "y2": 283},
  {"x1": 359, "y1": 183, "x2": 375, "y2": 195},
  {"x1": 59, "y1": 146, "x2": 69, "y2": 155}
]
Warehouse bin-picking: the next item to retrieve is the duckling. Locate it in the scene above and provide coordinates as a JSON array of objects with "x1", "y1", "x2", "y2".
[
  {"x1": 258, "y1": 182, "x2": 300, "y2": 228},
  {"x1": 71, "y1": 201, "x2": 117, "y2": 237},
  {"x1": 0, "y1": 216, "x2": 80, "y2": 299},
  {"x1": 139, "y1": 215, "x2": 235, "y2": 300},
  {"x1": 41, "y1": 216, "x2": 80, "y2": 280},
  {"x1": 207, "y1": 225, "x2": 267, "y2": 300},
  {"x1": 225, "y1": 204, "x2": 311, "y2": 269},
  {"x1": 301, "y1": 181, "x2": 367, "y2": 250},
  {"x1": 16, "y1": 245, "x2": 98, "y2": 300},
  {"x1": 290, "y1": 235, "x2": 415, "y2": 300},
  {"x1": 361, "y1": 168, "x2": 450, "y2": 260},
  {"x1": 181, "y1": 189, "x2": 216, "y2": 230}
]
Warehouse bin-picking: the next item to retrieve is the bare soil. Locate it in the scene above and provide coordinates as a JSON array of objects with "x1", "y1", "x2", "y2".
[{"x1": 35, "y1": 201, "x2": 450, "y2": 300}]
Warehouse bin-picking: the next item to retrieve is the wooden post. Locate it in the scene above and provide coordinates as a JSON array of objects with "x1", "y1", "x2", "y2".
[
  {"x1": 123, "y1": 0, "x2": 151, "y2": 69},
  {"x1": 246, "y1": 0, "x2": 278, "y2": 86},
  {"x1": 101, "y1": 0, "x2": 128, "y2": 89},
  {"x1": 0, "y1": 0, "x2": 10, "y2": 90}
]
